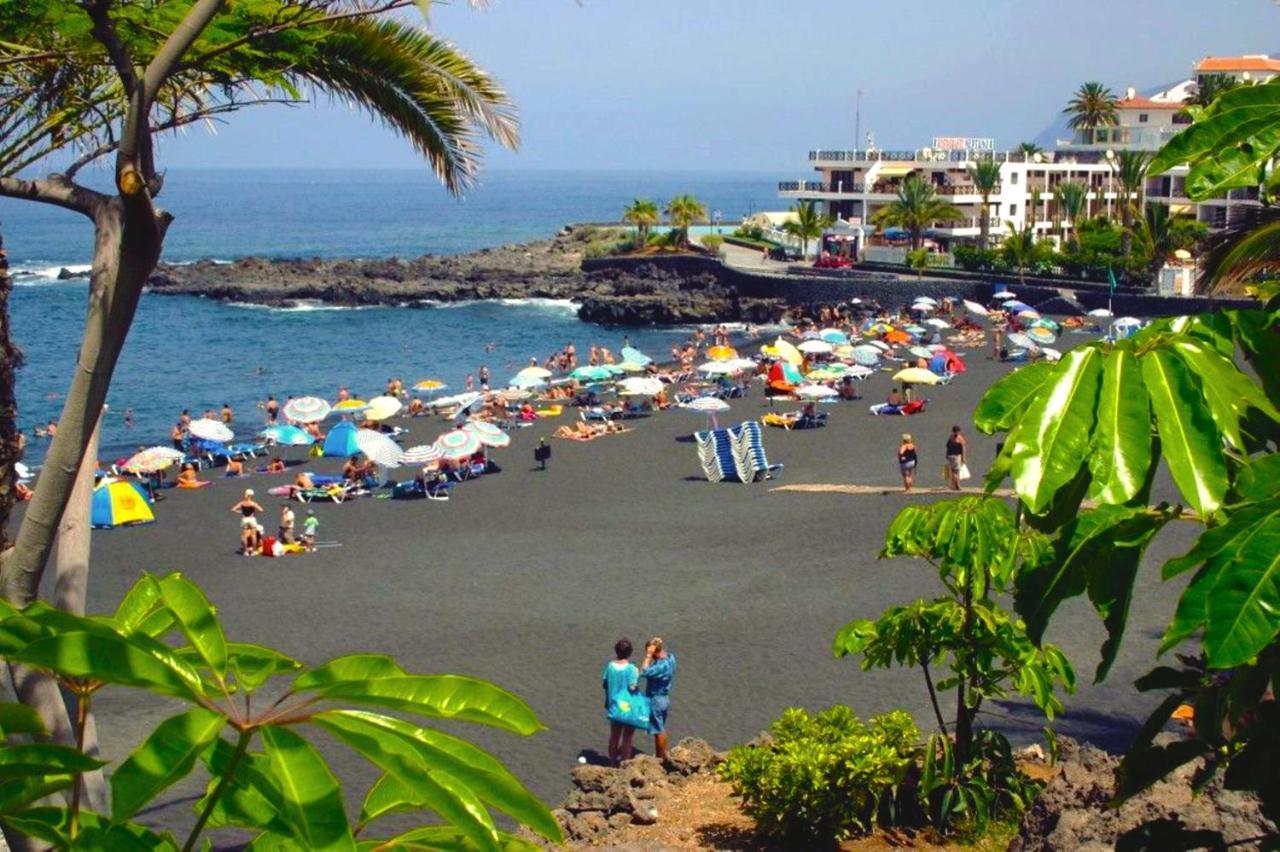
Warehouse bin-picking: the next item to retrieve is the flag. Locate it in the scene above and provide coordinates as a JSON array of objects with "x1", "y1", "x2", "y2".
[{"x1": 1107, "y1": 266, "x2": 1118, "y2": 295}]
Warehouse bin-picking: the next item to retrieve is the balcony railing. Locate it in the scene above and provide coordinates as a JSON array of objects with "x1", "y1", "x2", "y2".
[
  {"x1": 777, "y1": 181, "x2": 865, "y2": 194},
  {"x1": 809, "y1": 149, "x2": 1042, "y2": 164}
]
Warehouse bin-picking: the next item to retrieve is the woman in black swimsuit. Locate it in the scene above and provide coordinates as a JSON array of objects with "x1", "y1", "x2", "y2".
[
  {"x1": 230, "y1": 488, "x2": 264, "y2": 555},
  {"x1": 945, "y1": 425, "x2": 967, "y2": 491},
  {"x1": 897, "y1": 433, "x2": 918, "y2": 492}
]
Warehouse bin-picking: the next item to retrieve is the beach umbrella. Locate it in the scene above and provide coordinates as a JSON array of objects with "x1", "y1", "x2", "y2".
[
  {"x1": 322, "y1": 421, "x2": 360, "y2": 457},
  {"x1": 892, "y1": 367, "x2": 942, "y2": 385},
  {"x1": 868, "y1": 340, "x2": 891, "y2": 352},
  {"x1": 865, "y1": 321, "x2": 894, "y2": 335},
  {"x1": 1030, "y1": 318, "x2": 1061, "y2": 332},
  {"x1": 1005, "y1": 301, "x2": 1033, "y2": 313},
  {"x1": 332, "y1": 399, "x2": 369, "y2": 415},
  {"x1": 570, "y1": 365, "x2": 613, "y2": 382},
  {"x1": 914, "y1": 296, "x2": 938, "y2": 306},
  {"x1": 1027, "y1": 326, "x2": 1057, "y2": 345},
  {"x1": 14, "y1": 462, "x2": 30, "y2": 481},
  {"x1": 121, "y1": 446, "x2": 185, "y2": 474},
  {"x1": 769, "y1": 338, "x2": 803, "y2": 366},
  {"x1": 514, "y1": 366, "x2": 552, "y2": 382},
  {"x1": 805, "y1": 368, "x2": 843, "y2": 381},
  {"x1": 924, "y1": 318, "x2": 950, "y2": 329},
  {"x1": 707, "y1": 345, "x2": 737, "y2": 361},
  {"x1": 91, "y1": 478, "x2": 154, "y2": 529},
  {"x1": 621, "y1": 346, "x2": 651, "y2": 366},
  {"x1": 414, "y1": 379, "x2": 447, "y2": 393},
  {"x1": 697, "y1": 361, "x2": 737, "y2": 376},
  {"x1": 964, "y1": 300, "x2": 989, "y2": 316},
  {"x1": 463, "y1": 420, "x2": 512, "y2": 449},
  {"x1": 1017, "y1": 309, "x2": 1041, "y2": 320},
  {"x1": 435, "y1": 429, "x2": 482, "y2": 460},
  {"x1": 614, "y1": 361, "x2": 646, "y2": 373},
  {"x1": 619, "y1": 377, "x2": 663, "y2": 396},
  {"x1": 794, "y1": 384, "x2": 838, "y2": 400},
  {"x1": 797, "y1": 339, "x2": 833, "y2": 355},
  {"x1": 993, "y1": 290, "x2": 1017, "y2": 300},
  {"x1": 1007, "y1": 332, "x2": 1038, "y2": 350},
  {"x1": 496, "y1": 388, "x2": 532, "y2": 403},
  {"x1": 283, "y1": 396, "x2": 331, "y2": 423},
  {"x1": 260, "y1": 425, "x2": 314, "y2": 446},
  {"x1": 726, "y1": 358, "x2": 757, "y2": 372},
  {"x1": 363, "y1": 395, "x2": 403, "y2": 422},
  {"x1": 355, "y1": 428, "x2": 402, "y2": 468},
  {"x1": 767, "y1": 361, "x2": 803, "y2": 388},
  {"x1": 908, "y1": 346, "x2": 934, "y2": 360},
  {"x1": 1087, "y1": 308, "x2": 1113, "y2": 318},
  {"x1": 850, "y1": 345, "x2": 881, "y2": 366},
  {"x1": 844, "y1": 365, "x2": 874, "y2": 379},
  {"x1": 1114, "y1": 317, "x2": 1142, "y2": 327},
  {"x1": 904, "y1": 325, "x2": 927, "y2": 335},
  {"x1": 819, "y1": 328, "x2": 849, "y2": 344},
  {"x1": 434, "y1": 391, "x2": 483, "y2": 411},
  {"x1": 682, "y1": 396, "x2": 730, "y2": 429},
  {"x1": 399, "y1": 444, "x2": 443, "y2": 466},
  {"x1": 188, "y1": 418, "x2": 233, "y2": 443},
  {"x1": 510, "y1": 374, "x2": 548, "y2": 390},
  {"x1": 911, "y1": 302, "x2": 934, "y2": 313}
]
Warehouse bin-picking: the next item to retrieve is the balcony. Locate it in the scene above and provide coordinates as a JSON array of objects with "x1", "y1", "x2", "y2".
[
  {"x1": 1055, "y1": 126, "x2": 1181, "y2": 152},
  {"x1": 777, "y1": 180, "x2": 865, "y2": 198},
  {"x1": 809, "y1": 149, "x2": 1045, "y2": 166}
]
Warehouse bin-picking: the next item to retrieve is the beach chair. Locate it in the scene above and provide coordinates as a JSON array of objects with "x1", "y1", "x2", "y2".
[
  {"x1": 735, "y1": 421, "x2": 783, "y2": 481},
  {"x1": 762, "y1": 411, "x2": 797, "y2": 430},
  {"x1": 294, "y1": 483, "x2": 355, "y2": 503},
  {"x1": 694, "y1": 429, "x2": 742, "y2": 483}
]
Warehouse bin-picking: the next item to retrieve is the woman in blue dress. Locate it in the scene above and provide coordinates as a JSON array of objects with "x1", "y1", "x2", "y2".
[
  {"x1": 603, "y1": 638, "x2": 640, "y2": 766},
  {"x1": 642, "y1": 637, "x2": 677, "y2": 761}
]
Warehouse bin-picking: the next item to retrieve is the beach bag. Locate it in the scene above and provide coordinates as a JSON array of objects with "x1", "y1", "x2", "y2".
[
  {"x1": 309, "y1": 445, "x2": 324, "y2": 458},
  {"x1": 959, "y1": 463, "x2": 972, "y2": 481},
  {"x1": 606, "y1": 690, "x2": 651, "y2": 731}
]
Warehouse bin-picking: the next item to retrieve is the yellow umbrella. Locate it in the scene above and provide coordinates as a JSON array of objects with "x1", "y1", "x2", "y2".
[
  {"x1": 806, "y1": 368, "x2": 843, "y2": 381},
  {"x1": 333, "y1": 398, "x2": 369, "y2": 413},
  {"x1": 707, "y1": 345, "x2": 737, "y2": 361},
  {"x1": 892, "y1": 367, "x2": 941, "y2": 385},
  {"x1": 413, "y1": 379, "x2": 446, "y2": 392},
  {"x1": 771, "y1": 338, "x2": 803, "y2": 366}
]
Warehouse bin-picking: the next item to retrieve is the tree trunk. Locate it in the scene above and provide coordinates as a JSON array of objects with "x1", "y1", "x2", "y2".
[
  {"x1": 52, "y1": 410, "x2": 108, "y2": 814},
  {"x1": 0, "y1": 224, "x2": 23, "y2": 552},
  {"x1": 979, "y1": 198, "x2": 989, "y2": 250}
]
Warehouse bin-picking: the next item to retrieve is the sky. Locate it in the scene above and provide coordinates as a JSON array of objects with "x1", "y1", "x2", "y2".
[{"x1": 105, "y1": 0, "x2": 1280, "y2": 173}]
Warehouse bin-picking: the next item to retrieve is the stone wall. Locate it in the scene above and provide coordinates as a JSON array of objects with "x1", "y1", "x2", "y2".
[{"x1": 581, "y1": 255, "x2": 1254, "y2": 317}]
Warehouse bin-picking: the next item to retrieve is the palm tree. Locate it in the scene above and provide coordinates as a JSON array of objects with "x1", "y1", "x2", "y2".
[
  {"x1": 781, "y1": 201, "x2": 833, "y2": 258},
  {"x1": 1016, "y1": 142, "x2": 1043, "y2": 158},
  {"x1": 1185, "y1": 73, "x2": 1240, "y2": 110},
  {"x1": 967, "y1": 158, "x2": 1002, "y2": 249},
  {"x1": 1063, "y1": 82, "x2": 1120, "y2": 144},
  {"x1": 1057, "y1": 181, "x2": 1088, "y2": 249},
  {"x1": 664, "y1": 194, "x2": 708, "y2": 249},
  {"x1": 870, "y1": 175, "x2": 962, "y2": 251},
  {"x1": 622, "y1": 198, "x2": 659, "y2": 245},
  {"x1": 1114, "y1": 150, "x2": 1150, "y2": 257},
  {"x1": 1129, "y1": 202, "x2": 1177, "y2": 288},
  {"x1": 1002, "y1": 222, "x2": 1050, "y2": 284}
]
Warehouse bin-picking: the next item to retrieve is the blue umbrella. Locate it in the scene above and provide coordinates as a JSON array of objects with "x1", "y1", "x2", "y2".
[
  {"x1": 819, "y1": 329, "x2": 849, "y2": 344},
  {"x1": 261, "y1": 424, "x2": 314, "y2": 446},
  {"x1": 621, "y1": 346, "x2": 652, "y2": 366},
  {"x1": 850, "y1": 345, "x2": 881, "y2": 366},
  {"x1": 1006, "y1": 301, "x2": 1033, "y2": 313}
]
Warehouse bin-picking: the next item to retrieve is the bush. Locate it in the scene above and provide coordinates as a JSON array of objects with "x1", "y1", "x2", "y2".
[
  {"x1": 733, "y1": 224, "x2": 765, "y2": 241},
  {"x1": 954, "y1": 245, "x2": 1003, "y2": 272},
  {"x1": 583, "y1": 241, "x2": 613, "y2": 259},
  {"x1": 700, "y1": 234, "x2": 724, "y2": 254},
  {"x1": 718, "y1": 707, "x2": 918, "y2": 845}
]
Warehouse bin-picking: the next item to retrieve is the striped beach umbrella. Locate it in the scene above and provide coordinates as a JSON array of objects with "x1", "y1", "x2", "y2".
[
  {"x1": 1007, "y1": 332, "x2": 1037, "y2": 350},
  {"x1": 283, "y1": 396, "x2": 330, "y2": 423},
  {"x1": 188, "y1": 418, "x2": 233, "y2": 442},
  {"x1": 1027, "y1": 326, "x2": 1057, "y2": 345},
  {"x1": 399, "y1": 444, "x2": 443, "y2": 465},
  {"x1": 122, "y1": 446, "x2": 185, "y2": 474},
  {"x1": 463, "y1": 420, "x2": 512, "y2": 448},
  {"x1": 355, "y1": 428, "x2": 403, "y2": 468},
  {"x1": 435, "y1": 429, "x2": 482, "y2": 460}
]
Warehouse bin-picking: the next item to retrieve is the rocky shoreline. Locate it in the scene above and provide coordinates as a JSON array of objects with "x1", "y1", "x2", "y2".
[{"x1": 143, "y1": 227, "x2": 786, "y2": 326}]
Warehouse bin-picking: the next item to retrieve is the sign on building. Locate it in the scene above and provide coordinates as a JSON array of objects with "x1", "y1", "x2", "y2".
[{"x1": 932, "y1": 136, "x2": 996, "y2": 152}]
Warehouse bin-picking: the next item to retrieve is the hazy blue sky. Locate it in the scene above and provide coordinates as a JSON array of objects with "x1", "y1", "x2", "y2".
[{"x1": 146, "y1": 0, "x2": 1277, "y2": 174}]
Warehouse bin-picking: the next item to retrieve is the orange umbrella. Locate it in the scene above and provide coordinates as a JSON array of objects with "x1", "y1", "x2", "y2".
[
  {"x1": 707, "y1": 345, "x2": 737, "y2": 361},
  {"x1": 885, "y1": 330, "x2": 911, "y2": 344}
]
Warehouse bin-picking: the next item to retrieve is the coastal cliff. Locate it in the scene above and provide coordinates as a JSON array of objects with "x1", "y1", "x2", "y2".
[{"x1": 146, "y1": 228, "x2": 786, "y2": 326}]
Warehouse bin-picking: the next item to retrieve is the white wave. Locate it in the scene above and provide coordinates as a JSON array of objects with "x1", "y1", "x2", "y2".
[
  {"x1": 11, "y1": 263, "x2": 92, "y2": 285},
  {"x1": 423, "y1": 298, "x2": 580, "y2": 312},
  {"x1": 226, "y1": 299, "x2": 384, "y2": 313}
]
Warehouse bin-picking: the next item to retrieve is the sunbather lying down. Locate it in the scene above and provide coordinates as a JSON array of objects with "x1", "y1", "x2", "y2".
[{"x1": 553, "y1": 421, "x2": 631, "y2": 441}]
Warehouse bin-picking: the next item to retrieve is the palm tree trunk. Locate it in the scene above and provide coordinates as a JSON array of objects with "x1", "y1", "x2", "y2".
[{"x1": 979, "y1": 196, "x2": 989, "y2": 250}]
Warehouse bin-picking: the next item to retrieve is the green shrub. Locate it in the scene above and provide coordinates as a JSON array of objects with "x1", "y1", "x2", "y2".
[
  {"x1": 733, "y1": 224, "x2": 765, "y2": 241},
  {"x1": 700, "y1": 234, "x2": 724, "y2": 254},
  {"x1": 718, "y1": 707, "x2": 918, "y2": 846},
  {"x1": 583, "y1": 241, "x2": 612, "y2": 259}
]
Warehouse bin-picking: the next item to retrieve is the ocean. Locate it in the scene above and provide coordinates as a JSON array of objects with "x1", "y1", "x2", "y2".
[{"x1": 0, "y1": 168, "x2": 778, "y2": 458}]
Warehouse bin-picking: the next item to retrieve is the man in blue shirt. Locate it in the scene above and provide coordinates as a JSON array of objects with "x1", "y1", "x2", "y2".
[{"x1": 641, "y1": 637, "x2": 677, "y2": 760}]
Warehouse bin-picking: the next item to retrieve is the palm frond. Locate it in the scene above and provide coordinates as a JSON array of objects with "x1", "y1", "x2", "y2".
[{"x1": 1198, "y1": 207, "x2": 1280, "y2": 293}]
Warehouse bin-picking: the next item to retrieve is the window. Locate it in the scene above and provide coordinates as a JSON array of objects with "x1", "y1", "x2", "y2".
[
  {"x1": 1009, "y1": 172, "x2": 1019, "y2": 184},
  {"x1": 1009, "y1": 204, "x2": 1018, "y2": 216},
  {"x1": 1138, "y1": 113, "x2": 1149, "y2": 123}
]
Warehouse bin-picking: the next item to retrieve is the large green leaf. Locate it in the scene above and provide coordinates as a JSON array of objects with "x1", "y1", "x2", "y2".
[
  {"x1": 292, "y1": 654, "x2": 407, "y2": 691},
  {"x1": 1141, "y1": 349, "x2": 1228, "y2": 515},
  {"x1": 260, "y1": 726, "x2": 356, "y2": 852},
  {"x1": 0, "y1": 743, "x2": 104, "y2": 779},
  {"x1": 0, "y1": 702, "x2": 47, "y2": 739},
  {"x1": 359, "y1": 773, "x2": 421, "y2": 827},
  {"x1": 972, "y1": 360, "x2": 1055, "y2": 434},
  {"x1": 0, "y1": 776, "x2": 74, "y2": 816},
  {"x1": 316, "y1": 710, "x2": 560, "y2": 842},
  {"x1": 1148, "y1": 79, "x2": 1280, "y2": 188},
  {"x1": 112, "y1": 574, "x2": 170, "y2": 636},
  {"x1": 1170, "y1": 337, "x2": 1280, "y2": 452},
  {"x1": 158, "y1": 574, "x2": 228, "y2": 680},
  {"x1": 370, "y1": 826, "x2": 543, "y2": 851},
  {"x1": 309, "y1": 711, "x2": 500, "y2": 852},
  {"x1": 111, "y1": 707, "x2": 226, "y2": 821},
  {"x1": 1009, "y1": 347, "x2": 1102, "y2": 514},
  {"x1": 1235, "y1": 453, "x2": 1280, "y2": 503},
  {"x1": 230, "y1": 644, "x2": 303, "y2": 692},
  {"x1": 3, "y1": 807, "x2": 178, "y2": 851},
  {"x1": 311, "y1": 676, "x2": 542, "y2": 735},
  {"x1": 11, "y1": 630, "x2": 204, "y2": 701},
  {"x1": 1087, "y1": 349, "x2": 1152, "y2": 504},
  {"x1": 198, "y1": 739, "x2": 292, "y2": 837},
  {"x1": 1230, "y1": 309, "x2": 1280, "y2": 406}
]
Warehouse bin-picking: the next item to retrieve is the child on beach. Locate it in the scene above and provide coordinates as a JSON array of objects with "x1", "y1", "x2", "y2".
[
  {"x1": 303, "y1": 510, "x2": 318, "y2": 551},
  {"x1": 279, "y1": 503, "x2": 295, "y2": 545},
  {"x1": 603, "y1": 638, "x2": 641, "y2": 767}
]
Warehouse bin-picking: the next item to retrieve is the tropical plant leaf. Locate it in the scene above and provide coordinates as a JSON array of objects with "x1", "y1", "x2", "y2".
[
  {"x1": 0, "y1": 743, "x2": 104, "y2": 779},
  {"x1": 292, "y1": 654, "x2": 407, "y2": 691},
  {"x1": 0, "y1": 701, "x2": 47, "y2": 738},
  {"x1": 198, "y1": 740, "x2": 291, "y2": 837},
  {"x1": 359, "y1": 773, "x2": 421, "y2": 827},
  {"x1": 1087, "y1": 349, "x2": 1152, "y2": 504},
  {"x1": 1235, "y1": 453, "x2": 1280, "y2": 502},
  {"x1": 11, "y1": 630, "x2": 204, "y2": 701},
  {"x1": 112, "y1": 574, "x2": 169, "y2": 635},
  {"x1": 1147, "y1": 79, "x2": 1280, "y2": 187},
  {"x1": 230, "y1": 643, "x2": 303, "y2": 692},
  {"x1": 0, "y1": 776, "x2": 74, "y2": 816},
  {"x1": 4, "y1": 807, "x2": 177, "y2": 851},
  {"x1": 309, "y1": 676, "x2": 542, "y2": 735},
  {"x1": 158, "y1": 573, "x2": 228, "y2": 680},
  {"x1": 1169, "y1": 337, "x2": 1280, "y2": 451},
  {"x1": 372, "y1": 826, "x2": 543, "y2": 851},
  {"x1": 260, "y1": 726, "x2": 356, "y2": 851},
  {"x1": 1230, "y1": 309, "x2": 1280, "y2": 406},
  {"x1": 972, "y1": 361, "x2": 1055, "y2": 434},
  {"x1": 315, "y1": 709, "x2": 560, "y2": 842},
  {"x1": 1009, "y1": 348, "x2": 1102, "y2": 514},
  {"x1": 111, "y1": 707, "x2": 226, "y2": 821},
  {"x1": 1141, "y1": 349, "x2": 1228, "y2": 515}
]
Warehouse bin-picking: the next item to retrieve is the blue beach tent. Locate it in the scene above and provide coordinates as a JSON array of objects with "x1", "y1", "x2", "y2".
[
  {"x1": 323, "y1": 421, "x2": 359, "y2": 457},
  {"x1": 91, "y1": 478, "x2": 155, "y2": 529}
]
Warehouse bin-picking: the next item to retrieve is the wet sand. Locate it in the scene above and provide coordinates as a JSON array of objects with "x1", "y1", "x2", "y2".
[{"x1": 62, "y1": 338, "x2": 1193, "y2": 836}]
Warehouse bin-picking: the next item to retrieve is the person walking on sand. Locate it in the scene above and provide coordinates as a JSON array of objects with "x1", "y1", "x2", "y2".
[
  {"x1": 945, "y1": 424, "x2": 968, "y2": 491},
  {"x1": 603, "y1": 638, "x2": 641, "y2": 766},
  {"x1": 897, "y1": 433, "x2": 918, "y2": 491},
  {"x1": 642, "y1": 637, "x2": 677, "y2": 761}
]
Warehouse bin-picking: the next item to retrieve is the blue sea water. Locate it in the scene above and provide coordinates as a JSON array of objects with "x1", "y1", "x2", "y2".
[{"x1": 0, "y1": 169, "x2": 777, "y2": 458}]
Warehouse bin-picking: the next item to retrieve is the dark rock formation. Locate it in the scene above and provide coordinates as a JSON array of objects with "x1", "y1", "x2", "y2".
[
  {"x1": 57, "y1": 266, "x2": 89, "y2": 280},
  {"x1": 1011, "y1": 736, "x2": 1276, "y2": 851}
]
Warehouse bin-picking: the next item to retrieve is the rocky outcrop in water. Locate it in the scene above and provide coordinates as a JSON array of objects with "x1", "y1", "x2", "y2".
[{"x1": 146, "y1": 228, "x2": 786, "y2": 326}]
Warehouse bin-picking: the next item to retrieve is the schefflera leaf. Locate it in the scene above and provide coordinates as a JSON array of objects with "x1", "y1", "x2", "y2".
[
  {"x1": 1088, "y1": 347, "x2": 1152, "y2": 505},
  {"x1": 1141, "y1": 348, "x2": 1228, "y2": 516},
  {"x1": 1009, "y1": 347, "x2": 1103, "y2": 514}
]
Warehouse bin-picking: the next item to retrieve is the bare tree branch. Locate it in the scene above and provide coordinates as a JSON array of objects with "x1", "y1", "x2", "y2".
[
  {"x1": 0, "y1": 175, "x2": 104, "y2": 218},
  {"x1": 83, "y1": 0, "x2": 139, "y2": 97}
]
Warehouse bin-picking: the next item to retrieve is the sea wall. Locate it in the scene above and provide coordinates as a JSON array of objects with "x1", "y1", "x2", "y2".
[{"x1": 581, "y1": 255, "x2": 1254, "y2": 318}]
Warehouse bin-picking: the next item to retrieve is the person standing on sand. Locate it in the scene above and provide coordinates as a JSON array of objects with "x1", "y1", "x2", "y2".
[
  {"x1": 898, "y1": 433, "x2": 918, "y2": 491},
  {"x1": 603, "y1": 638, "x2": 640, "y2": 766},
  {"x1": 231, "y1": 489, "x2": 264, "y2": 556},
  {"x1": 642, "y1": 637, "x2": 677, "y2": 761},
  {"x1": 279, "y1": 503, "x2": 296, "y2": 545},
  {"x1": 946, "y1": 425, "x2": 968, "y2": 491}
]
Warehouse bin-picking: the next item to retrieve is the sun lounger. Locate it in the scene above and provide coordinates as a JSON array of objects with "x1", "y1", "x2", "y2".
[
  {"x1": 736, "y1": 421, "x2": 783, "y2": 481},
  {"x1": 762, "y1": 412, "x2": 798, "y2": 429},
  {"x1": 294, "y1": 483, "x2": 355, "y2": 503}
]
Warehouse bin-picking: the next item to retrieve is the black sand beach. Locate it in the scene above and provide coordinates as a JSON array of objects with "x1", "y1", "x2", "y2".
[{"x1": 60, "y1": 344, "x2": 1192, "y2": 837}]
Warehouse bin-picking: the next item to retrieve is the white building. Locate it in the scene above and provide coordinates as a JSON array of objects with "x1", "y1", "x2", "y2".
[{"x1": 778, "y1": 54, "x2": 1271, "y2": 250}]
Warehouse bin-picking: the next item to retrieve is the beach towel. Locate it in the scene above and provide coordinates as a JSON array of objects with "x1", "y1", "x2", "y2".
[{"x1": 606, "y1": 689, "x2": 651, "y2": 732}]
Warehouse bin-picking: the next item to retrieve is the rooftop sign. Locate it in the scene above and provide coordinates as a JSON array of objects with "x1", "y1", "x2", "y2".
[{"x1": 932, "y1": 136, "x2": 995, "y2": 152}]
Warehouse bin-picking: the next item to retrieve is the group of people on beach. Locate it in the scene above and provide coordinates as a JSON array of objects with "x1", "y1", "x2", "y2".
[
  {"x1": 230, "y1": 488, "x2": 318, "y2": 556},
  {"x1": 896, "y1": 425, "x2": 969, "y2": 492},
  {"x1": 603, "y1": 637, "x2": 676, "y2": 766}
]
